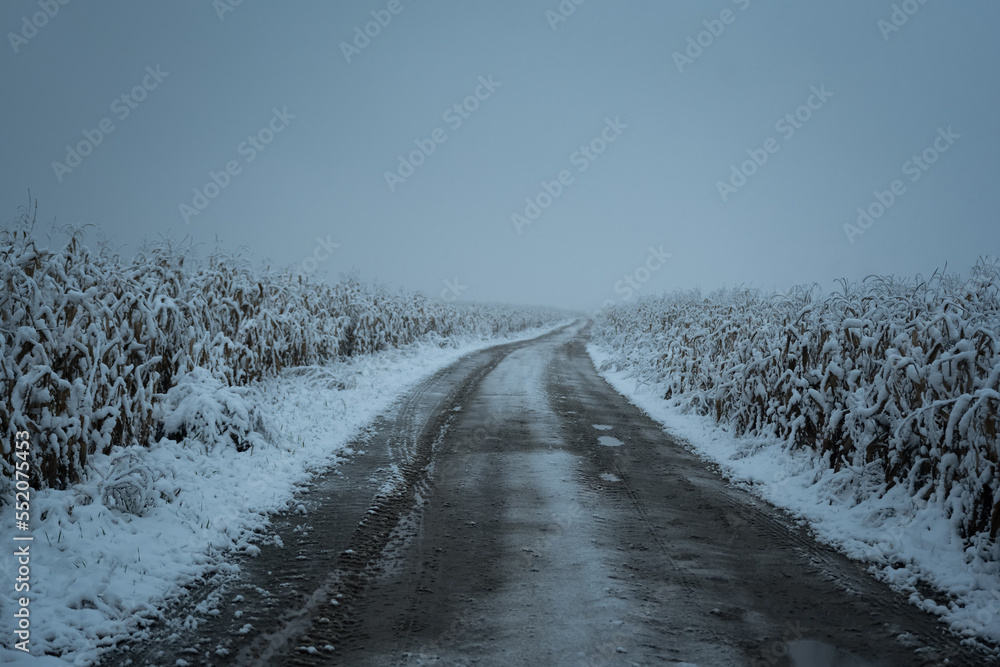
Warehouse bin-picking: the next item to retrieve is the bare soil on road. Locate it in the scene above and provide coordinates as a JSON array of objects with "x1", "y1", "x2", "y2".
[{"x1": 108, "y1": 322, "x2": 992, "y2": 666}]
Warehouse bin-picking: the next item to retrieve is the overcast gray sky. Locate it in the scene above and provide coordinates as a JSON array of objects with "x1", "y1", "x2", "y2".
[{"x1": 2, "y1": 1, "x2": 997, "y2": 311}]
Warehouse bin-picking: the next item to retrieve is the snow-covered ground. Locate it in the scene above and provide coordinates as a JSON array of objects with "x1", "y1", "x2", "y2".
[
  {"x1": 587, "y1": 343, "x2": 1000, "y2": 652},
  {"x1": 0, "y1": 322, "x2": 569, "y2": 666}
]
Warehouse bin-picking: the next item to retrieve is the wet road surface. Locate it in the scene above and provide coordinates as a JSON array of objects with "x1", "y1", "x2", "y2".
[{"x1": 108, "y1": 321, "x2": 992, "y2": 666}]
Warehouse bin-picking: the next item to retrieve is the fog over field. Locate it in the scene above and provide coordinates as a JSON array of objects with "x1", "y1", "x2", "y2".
[{"x1": 2, "y1": 1, "x2": 998, "y2": 310}]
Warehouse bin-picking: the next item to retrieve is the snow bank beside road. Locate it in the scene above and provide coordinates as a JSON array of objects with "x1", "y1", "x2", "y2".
[
  {"x1": 0, "y1": 321, "x2": 569, "y2": 665},
  {"x1": 588, "y1": 342, "x2": 1000, "y2": 652}
]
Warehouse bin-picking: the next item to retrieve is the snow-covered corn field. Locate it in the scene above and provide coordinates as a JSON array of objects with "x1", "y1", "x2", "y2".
[
  {"x1": 1, "y1": 220, "x2": 560, "y2": 491},
  {"x1": 592, "y1": 261, "x2": 1000, "y2": 550}
]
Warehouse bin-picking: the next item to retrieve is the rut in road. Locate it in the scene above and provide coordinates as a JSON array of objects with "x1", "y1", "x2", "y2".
[
  {"x1": 106, "y1": 321, "x2": 992, "y2": 666},
  {"x1": 104, "y1": 330, "x2": 549, "y2": 666}
]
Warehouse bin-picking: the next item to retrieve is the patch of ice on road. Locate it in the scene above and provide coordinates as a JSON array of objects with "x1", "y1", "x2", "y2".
[
  {"x1": 599, "y1": 473, "x2": 621, "y2": 483},
  {"x1": 497, "y1": 446, "x2": 637, "y2": 661},
  {"x1": 598, "y1": 435, "x2": 623, "y2": 447},
  {"x1": 592, "y1": 424, "x2": 613, "y2": 430}
]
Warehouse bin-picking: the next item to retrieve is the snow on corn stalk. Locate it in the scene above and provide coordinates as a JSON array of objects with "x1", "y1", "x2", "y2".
[
  {"x1": 592, "y1": 261, "x2": 1000, "y2": 548},
  {"x1": 1, "y1": 206, "x2": 563, "y2": 492}
]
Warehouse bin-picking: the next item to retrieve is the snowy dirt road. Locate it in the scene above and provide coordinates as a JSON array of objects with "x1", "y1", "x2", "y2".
[{"x1": 108, "y1": 322, "x2": 988, "y2": 666}]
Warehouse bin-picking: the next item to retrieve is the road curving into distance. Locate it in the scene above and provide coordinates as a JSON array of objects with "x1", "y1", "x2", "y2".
[{"x1": 107, "y1": 320, "x2": 990, "y2": 667}]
